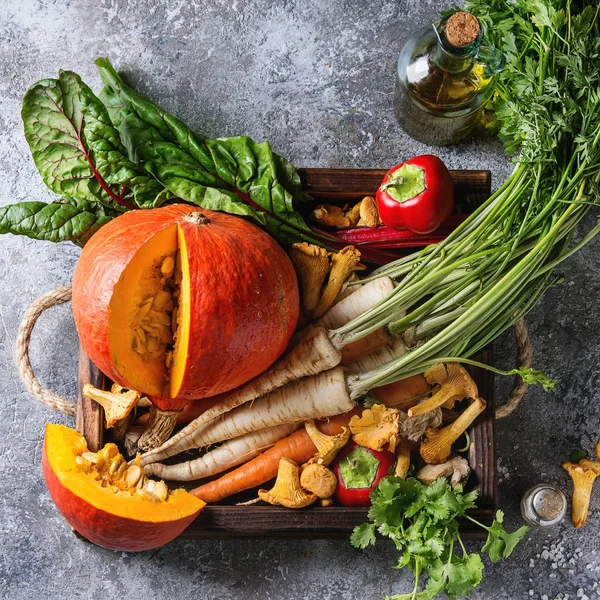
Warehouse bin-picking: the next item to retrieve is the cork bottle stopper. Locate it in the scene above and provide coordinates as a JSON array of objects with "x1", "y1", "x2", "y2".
[{"x1": 445, "y1": 12, "x2": 480, "y2": 48}]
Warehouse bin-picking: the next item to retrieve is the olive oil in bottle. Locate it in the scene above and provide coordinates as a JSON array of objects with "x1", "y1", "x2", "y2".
[{"x1": 395, "y1": 11, "x2": 504, "y2": 146}]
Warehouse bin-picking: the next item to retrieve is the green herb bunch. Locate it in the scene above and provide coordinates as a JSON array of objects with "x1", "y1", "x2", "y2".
[
  {"x1": 333, "y1": 0, "x2": 600, "y2": 396},
  {"x1": 0, "y1": 60, "x2": 329, "y2": 248},
  {"x1": 351, "y1": 477, "x2": 528, "y2": 599}
]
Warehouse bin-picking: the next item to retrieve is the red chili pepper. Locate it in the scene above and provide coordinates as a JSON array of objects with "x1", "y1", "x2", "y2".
[
  {"x1": 331, "y1": 442, "x2": 396, "y2": 507},
  {"x1": 376, "y1": 154, "x2": 454, "y2": 234}
]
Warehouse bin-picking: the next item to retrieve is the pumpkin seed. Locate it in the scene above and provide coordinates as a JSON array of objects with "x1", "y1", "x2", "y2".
[
  {"x1": 115, "y1": 461, "x2": 128, "y2": 478},
  {"x1": 153, "y1": 290, "x2": 172, "y2": 311},
  {"x1": 140, "y1": 479, "x2": 167, "y2": 501},
  {"x1": 147, "y1": 336, "x2": 160, "y2": 353},
  {"x1": 123, "y1": 465, "x2": 143, "y2": 487},
  {"x1": 136, "y1": 327, "x2": 147, "y2": 344},
  {"x1": 151, "y1": 310, "x2": 171, "y2": 327},
  {"x1": 151, "y1": 480, "x2": 169, "y2": 501},
  {"x1": 140, "y1": 321, "x2": 161, "y2": 337},
  {"x1": 81, "y1": 451, "x2": 98, "y2": 464},
  {"x1": 75, "y1": 455, "x2": 91, "y2": 468},
  {"x1": 136, "y1": 298, "x2": 154, "y2": 320},
  {"x1": 161, "y1": 256, "x2": 175, "y2": 276},
  {"x1": 133, "y1": 331, "x2": 147, "y2": 355},
  {"x1": 108, "y1": 455, "x2": 123, "y2": 475},
  {"x1": 137, "y1": 488, "x2": 160, "y2": 502},
  {"x1": 165, "y1": 351, "x2": 173, "y2": 369}
]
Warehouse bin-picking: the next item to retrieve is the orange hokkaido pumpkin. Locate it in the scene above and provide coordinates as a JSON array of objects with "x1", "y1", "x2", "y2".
[
  {"x1": 71, "y1": 205, "x2": 299, "y2": 410},
  {"x1": 42, "y1": 424, "x2": 205, "y2": 551}
]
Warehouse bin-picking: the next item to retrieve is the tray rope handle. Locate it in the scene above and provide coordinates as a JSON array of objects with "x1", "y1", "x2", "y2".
[
  {"x1": 15, "y1": 287, "x2": 531, "y2": 419},
  {"x1": 494, "y1": 317, "x2": 532, "y2": 419},
  {"x1": 15, "y1": 286, "x2": 76, "y2": 416}
]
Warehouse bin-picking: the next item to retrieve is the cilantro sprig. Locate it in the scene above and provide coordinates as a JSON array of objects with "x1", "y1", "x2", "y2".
[{"x1": 351, "y1": 477, "x2": 528, "y2": 600}]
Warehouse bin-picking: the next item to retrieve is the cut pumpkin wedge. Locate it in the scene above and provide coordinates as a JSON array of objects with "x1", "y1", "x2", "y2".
[{"x1": 42, "y1": 424, "x2": 205, "y2": 551}]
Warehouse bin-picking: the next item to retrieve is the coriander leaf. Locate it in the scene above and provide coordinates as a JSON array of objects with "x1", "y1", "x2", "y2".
[
  {"x1": 0, "y1": 200, "x2": 114, "y2": 245},
  {"x1": 350, "y1": 523, "x2": 377, "y2": 549},
  {"x1": 454, "y1": 488, "x2": 479, "y2": 515},
  {"x1": 22, "y1": 70, "x2": 165, "y2": 213},
  {"x1": 353, "y1": 477, "x2": 528, "y2": 599},
  {"x1": 481, "y1": 510, "x2": 530, "y2": 563},
  {"x1": 426, "y1": 553, "x2": 484, "y2": 598}
]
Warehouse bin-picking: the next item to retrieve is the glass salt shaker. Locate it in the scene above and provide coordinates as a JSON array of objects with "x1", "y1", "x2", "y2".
[
  {"x1": 520, "y1": 484, "x2": 567, "y2": 528},
  {"x1": 394, "y1": 10, "x2": 505, "y2": 146}
]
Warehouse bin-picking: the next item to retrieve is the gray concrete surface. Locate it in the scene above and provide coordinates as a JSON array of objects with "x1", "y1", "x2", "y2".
[{"x1": 0, "y1": 1, "x2": 599, "y2": 599}]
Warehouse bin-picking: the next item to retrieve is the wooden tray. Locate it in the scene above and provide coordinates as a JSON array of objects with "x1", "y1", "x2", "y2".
[{"x1": 76, "y1": 168, "x2": 497, "y2": 540}]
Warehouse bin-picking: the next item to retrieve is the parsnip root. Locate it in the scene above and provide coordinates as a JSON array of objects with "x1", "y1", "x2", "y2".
[
  {"x1": 141, "y1": 367, "x2": 355, "y2": 465},
  {"x1": 143, "y1": 423, "x2": 296, "y2": 481}
]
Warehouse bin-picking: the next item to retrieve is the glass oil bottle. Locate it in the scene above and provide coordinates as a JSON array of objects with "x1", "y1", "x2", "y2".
[{"x1": 395, "y1": 11, "x2": 505, "y2": 146}]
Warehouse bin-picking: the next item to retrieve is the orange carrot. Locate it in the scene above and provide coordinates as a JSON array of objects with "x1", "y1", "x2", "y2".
[
  {"x1": 190, "y1": 408, "x2": 361, "y2": 503},
  {"x1": 372, "y1": 375, "x2": 430, "y2": 411},
  {"x1": 340, "y1": 328, "x2": 390, "y2": 366}
]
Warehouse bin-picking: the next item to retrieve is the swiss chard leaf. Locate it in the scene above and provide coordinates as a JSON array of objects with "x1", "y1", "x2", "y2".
[
  {"x1": 21, "y1": 70, "x2": 166, "y2": 213},
  {"x1": 0, "y1": 200, "x2": 115, "y2": 245},
  {"x1": 95, "y1": 57, "x2": 328, "y2": 247}
]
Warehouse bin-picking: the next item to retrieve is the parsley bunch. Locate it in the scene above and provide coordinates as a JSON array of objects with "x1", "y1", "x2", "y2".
[{"x1": 351, "y1": 477, "x2": 528, "y2": 599}]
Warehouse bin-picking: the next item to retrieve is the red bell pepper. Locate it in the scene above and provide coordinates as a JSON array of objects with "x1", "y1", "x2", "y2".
[
  {"x1": 376, "y1": 154, "x2": 454, "y2": 234},
  {"x1": 331, "y1": 442, "x2": 396, "y2": 507}
]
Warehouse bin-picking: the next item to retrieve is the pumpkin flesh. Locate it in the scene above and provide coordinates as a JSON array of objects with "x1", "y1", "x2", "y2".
[
  {"x1": 42, "y1": 424, "x2": 205, "y2": 551},
  {"x1": 108, "y1": 224, "x2": 178, "y2": 396}
]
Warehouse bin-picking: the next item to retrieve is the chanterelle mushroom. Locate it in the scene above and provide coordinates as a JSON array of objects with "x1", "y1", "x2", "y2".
[
  {"x1": 349, "y1": 404, "x2": 400, "y2": 452},
  {"x1": 289, "y1": 242, "x2": 331, "y2": 312},
  {"x1": 395, "y1": 437, "x2": 412, "y2": 478},
  {"x1": 357, "y1": 196, "x2": 381, "y2": 228},
  {"x1": 83, "y1": 383, "x2": 140, "y2": 428},
  {"x1": 300, "y1": 463, "x2": 337, "y2": 498},
  {"x1": 408, "y1": 363, "x2": 478, "y2": 418},
  {"x1": 416, "y1": 456, "x2": 471, "y2": 487},
  {"x1": 345, "y1": 202, "x2": 362, "y2": 227},
  {"x1": 311, "y1": 204, "x2": 352, "y2": 228},
  {"x1": 258, "y1": 457, "x2": 318, "y2": 509},
  {"x1": 312, "y1": 246, "x2": 365, "y2": 319},
  {"x1": 562, "y1": 459, "x2": 600, "y2": 528},
  {"x1": 304, "y1": 420, "x2": 350, "y2": 466},
  {"x1": 420, "y1": 397, "x2": 486, "y2": 464}
]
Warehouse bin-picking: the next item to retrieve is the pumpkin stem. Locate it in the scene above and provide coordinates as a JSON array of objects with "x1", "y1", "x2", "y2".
[{"x1": 185, "y1": 212, "x2": 211, "y2": 226}]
